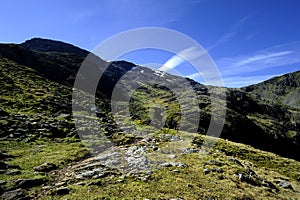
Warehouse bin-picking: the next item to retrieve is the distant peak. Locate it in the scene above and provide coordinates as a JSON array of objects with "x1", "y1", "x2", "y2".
[{"x1": 21, "y1": 37, "x2": 89, "y2": 57}]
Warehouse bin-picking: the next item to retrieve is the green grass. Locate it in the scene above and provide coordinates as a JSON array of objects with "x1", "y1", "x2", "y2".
[
  {"x1": 0, "y1": 139, "x2": 90, "y2": 190},
  {"x1": 31, "y1": 134, "x2": 300, "y2": 199}
]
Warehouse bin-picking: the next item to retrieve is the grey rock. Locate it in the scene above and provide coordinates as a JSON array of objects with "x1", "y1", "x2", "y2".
[
  {"x1": 92, "y1": 171, "x2": 112, "y2": 179},
  {"x1": 55, "y1": 187, "x2": 71, "y2": 195},
  {"x1": 160, "y1": 162, "x2": 187, "y2": 168},
  {"x1": 182, "y1": 148, "x2": 199, "y2": 154},
  {"x1": 55, "y1": 182, "x2": 66, "y2": 187},
  {"x1": 1, "y1": 188, "x2": 28, "y2": 200},
  {"x1": 14, "y1": 178, "x2": 45, "y2": 189},
  {"x1": 0, "y1": 180, "x2": 7, "y2": 185},
  {"x1": 167, "y1": 154, "x2": 176, "y2": 159},
  {"x1": 229, "y1": 158, "x2": 244, "y2": 167},
  {"x1": 0, "y1": 161, "x2": 8, "y2": 170},
  {"x1": 275, "y1": 179, "x2": 293, "y2": 190},
  {"x1": 88, "y1": 181, "x2": 103, "y2": 186},
  {"x1": 173, "y1": 162, "x2": 187, "y2": 168},
  {"x1": 211, "y1": 168, "x2": 223, "y2": 173},
  {"x1": 208, "y1": 160, "x2": 222, "y2": 166},
  {"x1": 160, "y1": 162, "x2": 173, "y2": 167},
  {"x1": 0, "y1": 151, "x2": 12, "y2": 160},
  {"x1": 262, "y1": 179, "x2": 278, "y2": 190},
  {"x1": 6, "y1": 169, "x2": 21, "y2": 175},
  {"x1": 203, "y1": 168, "x2": 210, "y2": 175},
  {"x1": 238, "y1": 174, "x2": 258, "y2": 186},
  {"x1": 34, "y1": 162, "x2": 57, "y2": 172},
  {"x1": 81, "y1": 170, "x2": 95, "y2": 178},
  {"x1": 74, "y1": 181, "x2": 86, "y2": 186}
]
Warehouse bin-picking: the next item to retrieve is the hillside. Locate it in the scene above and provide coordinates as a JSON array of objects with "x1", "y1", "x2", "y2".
[
  {"x1": 0, "y1": 38, "x2": 299, "y2": 199},
  {"x1": 242, "y1": 70, "x2": 300, "y2": 109}
]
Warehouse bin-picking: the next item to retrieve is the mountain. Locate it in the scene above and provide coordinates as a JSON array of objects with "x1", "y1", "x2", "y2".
[
  {"x1": 242, "y1": 70, "x2": 300, "y2": 109},
  {"x1": 21, "y1": 38, "x2": 89, "y2": 57},
  {"x1": 0, "y1": 38, "x2": 299, "y2": 199}
]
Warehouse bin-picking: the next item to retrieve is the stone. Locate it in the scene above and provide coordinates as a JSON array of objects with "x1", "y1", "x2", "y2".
[
  {"x1": 211, "y1": 168, "x2": 223, "y2": 173},
  {"x1": 238, "y1": 174, "x2": 258, "y2": 186},
  {"x1": 203, "y1": 168, "x2": 210, "y2": 175},
  {"x1": 14, "y1": 178, "x2": 45, "y2": 189},
  {"x1": 81, "y1": 170, "x2": 95, "y2": 178},
  {"x1": 229, "y1": 158, "x2": 244, "y2": 167},
  {"x1": 0, "y1": 151, "x2": 11, "y2": 160},
  {"x1": 55, "y1": 182, "x2": 66, "y2": 187},
  {"x1": 34, "y1": 162, "x2": 57, "y2": 172},
  {"x1": 275, "y1": 180, "x2": 293, "y2": 190},
  {"x1": 92, "y1": 171, "x2": 112, "y2": 179},
  {"x1": 0, "y1": 180, "x2": 7, "y2": 185},
  {"x1": 74, "y1": 181, "x2": 86, "y2": 186},
  {"x1": 208, "y1": 160, "x2": 222, "y2": 166},
  {"x1": 55, "y1": 187, "x2": 71, "y2": 195},
  {"x1": 160, "y1": 162, "x2": 187, "y2": 168},
  {"x1": 6, "y1": 169, "x2": 21, "y2": 175},
  {"x1": 0, "y1": 161, "x2": 8, "y2": 170},
  {"x1": 1, "y1": 188, "x2": 27, "y2": 200},
  {"x1": 88, "y1": 181, "x2": 104, "y2": 186},
  {"x1": 167, "y1": 154, "x2": 176, "y2": 159},
  {"x1": 173, "y1": 162, "x2": 187, "y2": 168},
  {"x1": 262, "y1": 179, "x2": 278, "y2": 190},
  {"x1": 172, "y1": 169, "x2": 180, "y2": 173},
  {"x1": 182, "y1": 148, "x2": 199, "y2": 154},
  {"x1": 160, "y1": 162, "x2": 172, "y2": 167}
]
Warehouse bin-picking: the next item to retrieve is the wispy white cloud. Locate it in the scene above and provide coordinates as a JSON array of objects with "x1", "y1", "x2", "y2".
[
  {"x1": 234, "y1": 51, "x2": 293, "y2": 67},
  {"x1": 222, "y1": 74, "x2": 283, "y2": 88},
  {"x1": 158, "y1": 47, "x2": 201, "y2": 72},
  {"x1": 216, "y1": 41, "x2": 300, "y2": 76},
  {"x1": 186, "y1": 41, "x2": 300, "y2": 87},
  {"x1": 245, "y1": 31, "x2": 260, "y2": 40},
  {"x1": 65, "y1": 10, "x2": 97, "y2": 24},
  {"x1": 207, "y1": 15, "x2": 252, "y2": 51},
  {"x1": 95, "y1": 0, "x2": 195, "y2": 28}
]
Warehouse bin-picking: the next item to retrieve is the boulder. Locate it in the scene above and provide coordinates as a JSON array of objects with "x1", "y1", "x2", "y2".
[
  {"x1": 238, "y1": 173, "x2": 259, "y2": 186},
  {"x1": 0, "y1": 151, "x2": 12, "y2": 160},
  {"x1": 14, "y1": 178, "x2": 45, "y2": 189},
  {"x1": 55, "y1": 187, "x2": 71, "y2": 195},
  {"x1": 34, "y1": 162, "x2": 57, "y2": 172},
  {"x1": 203, "y1": 168, "x2": 210, "y2": 175},
  {"x1": 275, "y1": 179, "x2": 293, "y2": 190},
  {"x1": 1, "y1": 188, "x2": 28, "y2": 200},
  {"x1": 181, "y1": 148, "x2": 199, "y2": 154},
  {"x1": 229, "y1": 158, "x2": 244, "y2": 167},
  {"x1": 6, "y1": 169, "x2": 21, "y2": 175}
]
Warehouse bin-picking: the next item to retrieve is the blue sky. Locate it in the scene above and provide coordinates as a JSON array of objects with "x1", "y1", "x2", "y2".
[{"x1": 1, "y1": 0, "x2": 300, "y2": 87}]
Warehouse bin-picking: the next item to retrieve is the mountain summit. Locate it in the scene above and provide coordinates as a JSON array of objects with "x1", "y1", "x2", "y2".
[{"x1": 21, "y1": 38, "x2": 89, "y2": 57}]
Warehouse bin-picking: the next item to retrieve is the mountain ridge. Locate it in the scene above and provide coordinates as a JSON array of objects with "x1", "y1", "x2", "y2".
[
  {"x1": 0, "y1": 38, "x2": 299, "y2": 160},
  {"x1": 242, "y1": 70, "x2": 300, "y2": 109},
  {"x1": 0, "y1": 38, "x2": 300, "y2": 199}
]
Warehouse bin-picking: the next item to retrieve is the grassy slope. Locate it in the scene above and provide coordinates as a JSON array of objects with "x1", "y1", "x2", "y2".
[
  {"x1": 0, "y1": 54, "x2": 89, "y2": 195},
  {"x1": 242, "y1": 70, "x2": 300, "y2": 109},
  {"x1": 35, "y1": 134, "x2": 300, "y2": 200}
]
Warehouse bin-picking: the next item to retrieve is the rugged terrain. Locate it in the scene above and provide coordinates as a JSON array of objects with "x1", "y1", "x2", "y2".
[{"x1": 0, "y1": 38, "x2": 299, "y2": 199}]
